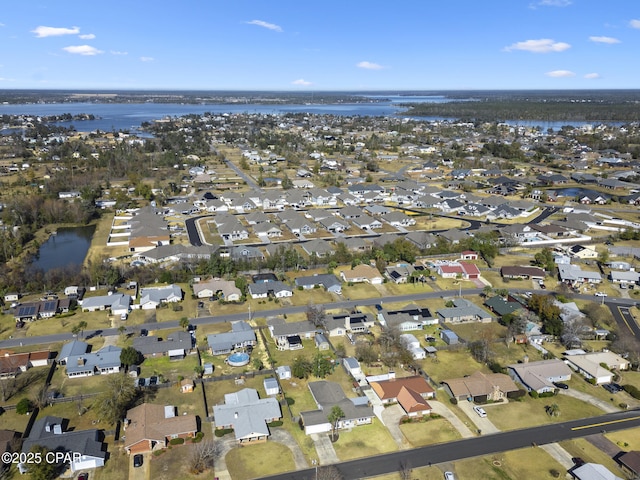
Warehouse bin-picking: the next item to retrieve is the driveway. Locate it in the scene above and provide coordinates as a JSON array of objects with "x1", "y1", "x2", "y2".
[
  {"x1": 558, "y1": 388, "x2": 620, "y2": 413},
  {"x1": 270, "y1": 429, "x2": 309, "y2": 469},
  {"x1": 379, "y1": 403, "x2": 411, "y2": 449},
  {"x1": 457, "y1": 400, "x2": 501, "y2": 435},
  {"x1": 311, "y1": 433, "x2": 339, "y2": 464},
  {"x1": 128, "y1": 452, "x2": 150, "y2": 480}
]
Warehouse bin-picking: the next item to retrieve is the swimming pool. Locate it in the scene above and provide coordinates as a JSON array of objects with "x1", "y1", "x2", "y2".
[{"x1": 227, "y1": 352, "x2": 250, "y2": 367}]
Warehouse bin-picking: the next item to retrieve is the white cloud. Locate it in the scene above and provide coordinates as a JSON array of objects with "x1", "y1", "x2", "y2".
[
  {"x1": 589, "y1": 36, "x2": 620, "y2": 44},
  {"x1": 292, "y1": 79, "x2": 312, "y2": 86},
  {"x1": 584, "y1": 73, "x2": 601, "y2": 79},
  {"x1": 140, "y1": 56, "x2": 154, "y2": 62},
  {"x1": 62, "y1": 45, "x2": 103, "y2": 56},
  {"x1": 357, "y1": 61, "x2": 384, "y2": 70},
  {"x1": 546, "y1": 70, "x2": 575, "y2": 77},
  {"x1": 79, "y1": 33, "x2": 95, "y2": 40},
  {"x1": 504, "y1": 39, "x2": 571, "y2": 53},
  {"x1": 631, "y1": 19, "x2": 640, "y2": 29},
  {"x1": 538, "y1": 0, "x2": 571, "y2": 5},
  {"x1": 32, "y1": 25, "x2": 80, "y2": 38},
  {"x1": 110, "y1": 50, "x2": 128, "y2": 55},
  {"x1": 246, "y1": 20, "x2": 283, "y2": 32}
]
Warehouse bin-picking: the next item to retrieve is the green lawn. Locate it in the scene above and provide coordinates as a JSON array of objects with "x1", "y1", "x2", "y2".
[
  {"x1": 422, "y1": 349, "x2": 488, "y2": 384},
  {"x1": 559, "y1": 438, "x2": 621, "y2": 473},
  {"x1": 91, "y1": 436, "x2": 130, "y2": 480},
  {"x1": 489, "y1": 394, "x2": 606, "y2": 431},
  {"x1": 140, "y1": 352, "x2": 201, "y2": 382},
  {"x1": 399, "y1": 416, "x2": 462, "y2": 447},
  {"x1": 225, "y1": 441, "x2": 296, "y2": 479},
  {"x1": 606, "y1": 426, "x2": 640, "y2": 451},
  {"x1": 332, "y1": 421, "x2": 399, "y2": 461},
  {"x1": 452, "y1": 447, "x2": 566, "y2": 480}
]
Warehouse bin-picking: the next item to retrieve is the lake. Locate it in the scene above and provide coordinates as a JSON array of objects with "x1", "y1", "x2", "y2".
[{"x1": 31, "y1": 225, "x2": 96, "y2": 272}]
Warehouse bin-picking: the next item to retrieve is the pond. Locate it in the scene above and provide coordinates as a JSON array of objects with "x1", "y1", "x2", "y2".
[
  {"x1": 547, "y1": 187, "x2": 610, "y2": 199},
  {"x1": 31, "y1": 225, "x2": 96, "y2": 272}
]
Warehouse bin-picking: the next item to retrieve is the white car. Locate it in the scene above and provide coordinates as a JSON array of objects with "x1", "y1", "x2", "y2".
[
  {"x1": 594, "y1": 292, "x2": 607, "y2": 297},
  {"x1": 444, "y1": 472, "x2": 456, "y2": 480},
  {"x1": 120, "y1": 312, "x2": 128, "y2": 320},
  {"x1": 473, "y1": 406, "x2": 487, "y2": 418}
]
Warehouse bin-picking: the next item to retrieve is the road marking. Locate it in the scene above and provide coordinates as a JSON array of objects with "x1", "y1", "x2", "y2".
[
  {"x1": 571, "y1": 416, "x2": 640, "y2": 431},
  {"x1": 618, "y1": 307, "x2": 635, "y2": 334}
]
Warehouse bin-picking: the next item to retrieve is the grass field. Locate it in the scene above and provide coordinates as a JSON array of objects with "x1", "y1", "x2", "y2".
[
  {"x1": 399, "y1": 416, "x2": 462, "y2": 447},
  {"x1": 606, "y1": 426, "x2": 640, "y2": 451},
  {"x1": 225, "y1": 440, "x2": 297, "y2": 479},
  {"x1": 333, "y1": 421, "x2": 399, "y2": 461},
  {"x1": 488, "y1": 394, "x2": 605, "y2": 431}
]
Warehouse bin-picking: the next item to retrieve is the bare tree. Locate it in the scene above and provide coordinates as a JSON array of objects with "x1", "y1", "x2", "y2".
[
  {"x1": 315, "y1": 465, "x2": 343, "y2": 480},
  {"x1": 306, "y1": 303, "x2": 326, "y2": 329},
  {"x1": 399, "y1": 460, "x2": 413, "y2": 480},
  {"x1": 190, "y1": 440, "x2": 222, "y2": 474}
]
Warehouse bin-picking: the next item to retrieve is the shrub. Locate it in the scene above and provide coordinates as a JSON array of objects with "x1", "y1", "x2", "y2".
[
  {"x1": 529, "y1": 391, "x2": 539, "y2": 399},
  {"x1": 449, "y1": 397, "x2": 458, "y2": 405},
  {"x1": 15, "y1": 398, "x2": 32, "y2": 415},
  {"x1": 538, "y1": 391, "x2": 556, "y2": 398},
  {"x1": 588, "y1": 378, "x2": 597, "y2": 385},
  {"x1": 268, "y1": 420, "x2": 283, "y2": 427},
  {"x1": 169, "y1": 438, "x2": 184, "y2": 445},
  {"x1": 191, "y1": 431, "x2": 204, "y2": 443},
  {"x1": 623, "y1": 384, "x2": 640, "y2": 400},
  {"x1": 153, "y1": 449, "x2": 165, "y2": 456},
  {"x1": 215, "y1": 428, "x2": 234, "y2": 437}
]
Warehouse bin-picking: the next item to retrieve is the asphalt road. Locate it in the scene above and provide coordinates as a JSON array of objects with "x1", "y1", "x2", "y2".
[
  {"x1": 2, "y1": 289, "x2": 637, "y2": 349},
  {"x1": 611, "y1": 304, "x2": 640, "y2": 339},
  {"x1": 260, "y1": 409, "x2": 640, "y2": 480}
]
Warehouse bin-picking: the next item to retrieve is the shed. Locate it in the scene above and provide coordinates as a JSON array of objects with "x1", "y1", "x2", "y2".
[
  {"x1": 315, "y1": 333, "x2": 330, "y2": 351},
  {"x1": 275, "y1": 365, "x2": 291, "y2": 380},
  {"x1": 264, "y1": 377, "x2": 280, "y2": 396},
  {"x1": 203, "y1": 363, "x2": 214, "y2": 375},
  {"x1": 441, "y1": 329, "x2": 459, "y2": 345}
]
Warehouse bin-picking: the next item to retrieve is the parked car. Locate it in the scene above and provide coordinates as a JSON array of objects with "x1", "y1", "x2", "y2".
[
  {"x1": 594, "y1": 292, "x2": 607, "y2": 297},
  {"x1": 473, "y1": 406, "x2": 487, "y2": 418},
  {"x1": 133, "y1": 454, "x2": 143, "y2": 468},
  {"x1": 603, "y1": 383, "x2": 623, "y2": 394},
  {"x1": 120, "y1": 312, "x2": 128, "y2": 321},
  {"x1": 553, "y1": 382, "x2": 569, "y2": 390},
  {"x1": 444, "y1": 472, "x2": 456, "y2": 480}
]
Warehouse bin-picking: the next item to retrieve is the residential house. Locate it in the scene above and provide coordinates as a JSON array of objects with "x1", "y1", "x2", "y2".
[
  {"x1": 300, "y1": 381, "x2": 374, "y2": 435},
  {"x1": 133, "y1": 331, "x2": 193, "y2": 359},
  {"x1": 80, "y1": 293, "x2": 132, "y2": 316},
  {"x1": 508, "y1": 359, "x2": 572, "y2": 394},
  {"x1": 385, "y1": 264, "x2": 416, "y2": 284},
  {"x1": 65, "y1": 345, "x2": 122, "y2": 378},
  {"x1": 377, "y1": 304, "x2": 436, "y2": 331},
  {"x1": 437, "y1": 298, "x2": 493, "y2": 323},
  {"x1": 207, "y1": 321, "x2": 256, "y2": 355},
  {"x1": 340, "y1": 264, "x2": 383, "y2": 284},
  {"x1": 57, "y1": 340, "x2": 89, "y2": 365},
  {"x1": 571, "y1": 463, "x2": 623, "y2": 480},
  {"x1": 212, "y1": 388, "x2": 282, "y2": 443},
  {"x1": 138, "y1": 284, "x2": 183, "y2": 310},
  {"x1": 253, "y1": 222, "x2": 283, "y2": 238},
  {"x1": 484, "y1": 295, "x2": 524, "y2": 317},
  {"x1": 563, "y1": 351, "x2": 630, "y2": 384},
  {"x1": 370, "y1": 376, "x2": 435, "y2": 416},
  {"x1": 610, "y1": 270, "x2": 640, "y2": 285},
  {"x1": 569, "y1": 245, "x2": 598, "y2": 259},
  {"x1": 400, "y1": 334, "x2": 426, "y2": 360},
  {"x1": 123, "y1": 403, "x2": 198, "y2": 453},
  {"x1": 20, "y1": 416, "x2": 106, "y2": 473},
  {"x1": 267, "y1": 318, "x2": 317, "y2": 350},
  {"x1": 301, "y1": 239, "x2": 335, "y2": 258},
  {"x1": 435, "y1": 261, "x2": 481, "y2": 280},
  {"x1": 248, "y1": 281, "x2": 293, "y2": 299},
  {"x1": 294, "y1": 273, "x2": 343, "y2": 294},
  {"x1": 192, "y1": 278, "x2": 242, "y2": 301},
  {"x1": 324, "y1": 312, "x2": 375, "y2": 337},
  {"x1": 442, "y1": 371, "x2": 520, "y2": 402},
  {"x1": 558, "y1": 264, "x2": 602, "y2": 284},
  {"x1": 619, "y1": 451, "x2": 640, "y2": 478},
  {"x1": 318, "y1": 216, "x2": 349, "y2": 233},
  {"x1": 351, "y1": 214, "x2": 383, "y2": 231}
]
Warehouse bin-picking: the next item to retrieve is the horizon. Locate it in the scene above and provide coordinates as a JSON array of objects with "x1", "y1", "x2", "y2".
[{"x1": 2, "y1": 1, "x2": 640, "y2": 90}]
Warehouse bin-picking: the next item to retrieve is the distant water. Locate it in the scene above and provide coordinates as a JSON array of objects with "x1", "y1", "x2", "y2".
[{"x1": 0, "y1": 97, "x2": 623, "y2": 134}]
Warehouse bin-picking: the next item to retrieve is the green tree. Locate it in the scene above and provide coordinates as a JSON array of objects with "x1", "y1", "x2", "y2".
[
  {"x1": 252, "y1": 358, "x2": 264, "y2": 371},
  {"x1": 311, "y1": 353, "x2": 333, "y2": 378},
  {"x1": 26, "y1": 445, "x2": 59, "y2": 480},
  {"x1": 327, "y1": 405, "x2": 345, "y2": 441},
  {"x1": 94, "y1": 373, "x2": 137, "y2": 425},
  {"x1": 180, "y1": 317, "x2": 190, "y2": 331},
  {"x1": 534, "y1": 248, "x2": 555, "y2": 273},
  {"x1": 120, "y1": 347, "x2": 143, "y2": 367},
  {"x1": 16, "y1": 397, "x2": 32, "y2": 415},
  {"x1": 292, "y1": 355, "x2": 313, "y2": 379}
]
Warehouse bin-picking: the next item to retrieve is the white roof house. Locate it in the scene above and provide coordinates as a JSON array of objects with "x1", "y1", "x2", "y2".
[{"x1": 139, "y1": 284, "x2": 183, "y2": 309}]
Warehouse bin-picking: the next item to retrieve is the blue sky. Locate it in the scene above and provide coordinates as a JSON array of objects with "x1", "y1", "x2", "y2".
[{"x1": 1, "y1": 0, "x2": 640, "y2": 90}]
